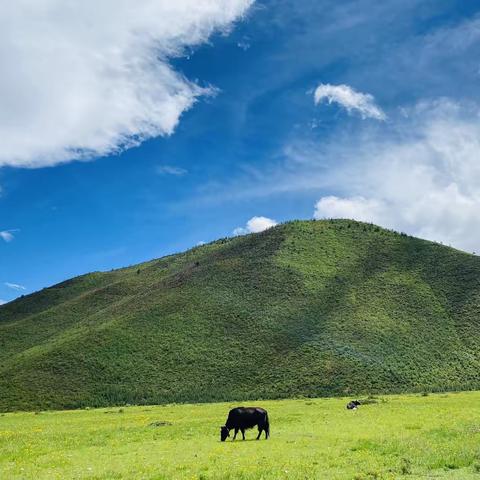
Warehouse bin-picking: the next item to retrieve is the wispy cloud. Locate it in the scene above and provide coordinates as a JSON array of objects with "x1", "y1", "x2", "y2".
[
  {"x1": 312, "y1": 99, "x2": 480, "y2": 252},
  {"x1": 0, "y1": 230, "x2": 17, "y2": 242},
  {"x1": 314, "y1": 84, "x2": 386, "y2": 120},
  {"x1": 0, "y1": 0, "x2": 253, "y2": 168},
  {"x1": 203, "y1": 96, "x2": 480, "y2": 253},
  {"x1": 233, "y1": 216, "x2": 277, "y2": 235},
  {"x1": 5, "y1": 282, "x2": 26, "y2": 291},
  {"x1": 0, "y1": 299, "x2": 6, "y2": 306},
  {"x1": 156, "y1": 165, "x2": 188, "y2": 176},
  {"x1": 237, "y1": 37, "x2": 251, "y2": 51}
]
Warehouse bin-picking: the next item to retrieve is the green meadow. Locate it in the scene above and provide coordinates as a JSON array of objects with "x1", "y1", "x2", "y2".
[{"x1": 1, "y1": 392, "x2": 480, "y2": 480}]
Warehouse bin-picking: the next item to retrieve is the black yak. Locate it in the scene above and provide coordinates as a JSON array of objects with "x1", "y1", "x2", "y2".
[{"x1": 220, "y1": 407, "x2": 269, "y2": 441}]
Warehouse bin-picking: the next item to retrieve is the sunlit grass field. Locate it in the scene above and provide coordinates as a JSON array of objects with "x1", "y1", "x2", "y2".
[{"x1": 1, "y1": 392, "x2": 480, "y2": 479}]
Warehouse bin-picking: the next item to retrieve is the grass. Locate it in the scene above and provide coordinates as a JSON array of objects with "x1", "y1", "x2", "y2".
[
  {"x1": 2, "y1": 219, "x2": 480, "y2": 410},
  {"x1": 1, "y1": 392, "x2": 480, "y2": 479}
]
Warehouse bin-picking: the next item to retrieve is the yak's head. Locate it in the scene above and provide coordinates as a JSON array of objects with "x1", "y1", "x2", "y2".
[{"x1": 220, "y1": 425, "x2": 230, "y2": 442}]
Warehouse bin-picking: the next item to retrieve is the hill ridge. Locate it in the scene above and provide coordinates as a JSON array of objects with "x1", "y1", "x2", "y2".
[{"x1": 1, "y1": 219, "x2": 480, "y2": 411}]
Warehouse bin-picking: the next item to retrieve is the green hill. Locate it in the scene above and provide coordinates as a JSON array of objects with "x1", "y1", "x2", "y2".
[{"x1": 1, "y1": 219, "x2": 480, "y2": 412}]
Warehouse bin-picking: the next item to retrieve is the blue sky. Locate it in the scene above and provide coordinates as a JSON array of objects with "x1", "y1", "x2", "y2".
[{"x1": 1, "y1": 0, "x2": 480, "y2": 303}]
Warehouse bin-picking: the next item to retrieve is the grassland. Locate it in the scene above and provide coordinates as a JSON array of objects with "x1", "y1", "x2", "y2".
[
  {"x1": 1, "y1": 392, "x2": 480, "y2": 479},
  {"x1": 2, "y1": 219, "x2": 480, "y2": 411}
]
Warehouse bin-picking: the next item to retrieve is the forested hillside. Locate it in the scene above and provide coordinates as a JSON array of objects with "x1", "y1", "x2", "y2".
[{"x1": 1, "y1": 220, "x2": 480, "y2": 411}]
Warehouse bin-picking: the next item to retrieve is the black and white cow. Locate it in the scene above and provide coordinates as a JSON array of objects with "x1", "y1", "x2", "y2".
[{"x1": 346, "y1": 400, "x2": 361, "y2": 410}]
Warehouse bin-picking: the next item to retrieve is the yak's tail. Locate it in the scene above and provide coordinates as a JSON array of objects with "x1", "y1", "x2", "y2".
[{"x1": 264, "y1": 412, "x2": 270, "y2": 439}]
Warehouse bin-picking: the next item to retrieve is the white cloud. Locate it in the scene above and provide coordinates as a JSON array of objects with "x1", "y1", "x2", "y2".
[
  {"x1": 314, "y1": 83, "x2": 386, "y2": 120},
  {"x1": 0, "y1": 230, "x2": 16, "y2": 242},
  {"x1": 0, "y1": 0, "x2": 253, "y2": 168},
  {"x1": 156, "y1": 165, "x2": 188, "y2": 176},
  {"x1": 313, "y1": 99, "x2": 480, "y2": 252},
  {"x1": 233, "y1": 216, "x2": 278, "y2": 235},
  {"x1": 314, "y1": 196, "x2": 387, "y2": 223},
  {"x1": 209, "y1": 98, "x2": 480, "y2": 253},
  {"x1": 0, "y1": 299, "x2": 6, "y2": 306},
  {"x1": 5, "y1": 282, "x2": 26, "y2": 292}
]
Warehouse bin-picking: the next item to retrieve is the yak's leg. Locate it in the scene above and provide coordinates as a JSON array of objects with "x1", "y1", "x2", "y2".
[
  {"x1": 232, "y1": 428, "x2": 239, "y2": 440},
  {"x1": 256, "y1": 426, "x2": 262, "y2": 440},
  {"x1": 241, "y1": 428, "x2": 246, "y2": 440}
]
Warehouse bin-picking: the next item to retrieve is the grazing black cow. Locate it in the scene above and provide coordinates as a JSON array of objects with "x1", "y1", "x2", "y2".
[
  {"x1": 346, "y1": 400, "x2": 361, "y2": 410},
  {"x1": 220, "y1": 407, "x2": 269, "y2": 441}
]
